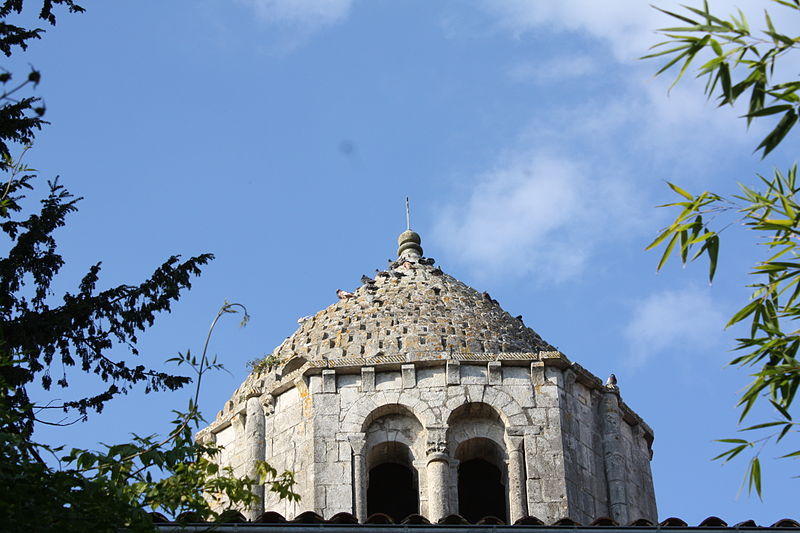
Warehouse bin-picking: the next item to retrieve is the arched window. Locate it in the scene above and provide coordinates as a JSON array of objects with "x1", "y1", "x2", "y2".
[
  {"x1": 455, "y1": 437, "x2": 507, "y2": 523},
  {"x1": 366, "y1": 441, "x2": 418, "y2": 522}
]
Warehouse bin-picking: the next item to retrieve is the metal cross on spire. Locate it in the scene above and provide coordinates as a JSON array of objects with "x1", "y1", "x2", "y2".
[{"x1": 405, "y1": 197, "x2": 411, "y2": 231}]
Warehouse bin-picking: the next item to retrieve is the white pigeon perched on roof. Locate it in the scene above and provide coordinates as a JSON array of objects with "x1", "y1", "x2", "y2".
[
  {"x1": 606, "y1": 373, "x2": 617, "y2": 387},
  {"x1": 336, "y1": 289, "x2": 354, "y2": 300},
  {"x1": 297, "y1": 315, "x2": 313, "y2": 324}
]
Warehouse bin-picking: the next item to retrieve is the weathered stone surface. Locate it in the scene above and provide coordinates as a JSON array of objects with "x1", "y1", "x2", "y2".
[{"x1": 199, "y1": 239, "x2": 657, "y2": 524}]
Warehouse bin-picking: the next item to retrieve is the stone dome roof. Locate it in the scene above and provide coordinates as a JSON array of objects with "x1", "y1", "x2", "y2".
[{"x1": 268, "y1": 255, "x2": 554, "y2": 365}]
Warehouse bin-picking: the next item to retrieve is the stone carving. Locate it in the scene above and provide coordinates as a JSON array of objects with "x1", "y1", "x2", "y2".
[{"x1": 426, "y1": 440, "x2": 448, "y2": 455}]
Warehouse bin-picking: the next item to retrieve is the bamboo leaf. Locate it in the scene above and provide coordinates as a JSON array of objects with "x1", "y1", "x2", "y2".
[
  {"x1": 756, "y1": 108, "x2": 798, "y2": 158},
  {"x1": 658, "y1": 232, "x2": 679, "y2": 271},
  {"x1": 668, "y1": 181, "x2": 694, "y2": 200}
]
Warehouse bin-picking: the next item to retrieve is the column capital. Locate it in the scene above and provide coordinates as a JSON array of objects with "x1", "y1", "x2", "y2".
[
  {"x1": 347, "y1": 433, "x2": 367, "y2": 456},
  {"x1": 425, "y1": 426, "x2": 449, "y2": 459},
  {"x1": 426, "y1": 451, "x2": 449, "y2": 464}
]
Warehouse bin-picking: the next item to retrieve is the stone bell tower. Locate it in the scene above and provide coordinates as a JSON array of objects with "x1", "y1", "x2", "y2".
[{"x1": 197, "y1": 230, "x2": 657, "y2": 524}]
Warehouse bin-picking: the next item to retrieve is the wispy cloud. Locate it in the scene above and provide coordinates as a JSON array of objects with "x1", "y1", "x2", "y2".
[
  {"x1": 239, "y1": 0, "x2": 353, "y2": 34},
  {"x1": 507, "y1": 55, "x2": 598, "y2": 85},
  {"x1": 479, "y1": 0, "x2": 772, "y2": 63},
  {"x1": 623, "y1": 287, "x2": 725, "y2": 367},
  {"x1": 432, "y1": 150, "x2": 648, "y2": 282}
]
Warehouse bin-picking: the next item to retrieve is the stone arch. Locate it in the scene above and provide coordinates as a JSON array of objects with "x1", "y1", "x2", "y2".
[
  {"x1": 339, "y1": 393, "x2": 436, "y2": 435},
  {"x1": 362, "y1": 404, "x2": 425, "y2": 522},
  {"x1": 441, "y1": 386, "x2": 530, "y2": 429},
  {"x1": 446, "y1": 402, "x2": 508, "y2": 459},
  {"x1": 363, "y1": 404, "x2": 425, "y2": 460},
  {"x1": 446, "y1": 402, "x2": 510, "y2": 522}
]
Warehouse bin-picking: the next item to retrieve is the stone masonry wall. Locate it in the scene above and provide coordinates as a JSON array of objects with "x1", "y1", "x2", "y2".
[{"x1": 201, "y1": 352, "x2": 656, "y2": 524}]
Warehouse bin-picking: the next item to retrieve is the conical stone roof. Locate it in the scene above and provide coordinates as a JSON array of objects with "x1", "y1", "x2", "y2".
[{"x1": 268, "y1": 256, "x2": 553, "y2": 365}]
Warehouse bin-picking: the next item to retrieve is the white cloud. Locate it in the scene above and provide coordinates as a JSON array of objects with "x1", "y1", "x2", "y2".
[
  {"x1": 623, "y1": 287, "x2": 725, "y2": 367},
  {"x1": 507, "y1": 55, "x2": 598, "y2": 84},
  {"x1": 240, "y1": 0, "x2": 353, "y2": 31},
  {"x1": 432, "y1": 150, "x2": 648, "y2": 282},
  {"x1": 480, "y1": 0, "x2": 772, "y2": 62}
]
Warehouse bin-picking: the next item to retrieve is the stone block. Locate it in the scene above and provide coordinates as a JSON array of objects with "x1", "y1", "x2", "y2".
[
  {"x1": 446, "y1": 360, "x2": 460, "y2": 385},
  {"x1": 375, "y1": 371, "x2": 402, "y2": 390},
  {"x1": 460, "y1": 363, "x2": 486, "y2": 384},
  {"x1": 325, "y1": 483, "x2": 353, "y2": 514},
  {"x1": 338, "y1": 440, "x2": 352, "y2": 461},
  {"x1": 417, "y1": 366, "x2": 445, "y2": 388},
  {"x1": 322, "y1": 369, "x2": 336, "y2": 393},
  {"x1": 361, "y1": 367, "x2": 375, "y2": 392},
  {"x1": 488, "y1": 361, "x2": 502, "y2": 385},
  {"x1": 316, "y1": 461, "x2": 348, "y2": 485},
  {"x1": 401, "y1": 363, "x2": 416, "y2": 388}
]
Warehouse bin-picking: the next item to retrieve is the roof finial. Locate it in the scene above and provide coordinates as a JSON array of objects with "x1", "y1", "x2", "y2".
[{"x1": 397, "y1": 198, "x2": 422, "y2": 259}]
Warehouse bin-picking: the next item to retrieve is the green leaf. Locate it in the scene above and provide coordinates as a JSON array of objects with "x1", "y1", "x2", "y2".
[
  {"x1": 658, "y1": 232, "x2": 680, "y2": 271},
  {"x1": 749, "y1": 457, "x2": 762, "y2": 498},
  {"x1": 668, "y1": 181, "x2": 694, "y2": 200},
  {"x1": 756, "y1": 108, "x2": 798, "y2": 158},
  {"x1": 708, "y1": 235, "x2": 719, "y2": 282},
  {"x1": 727, "y1": 299, "x2": 761, "y2": 328}
]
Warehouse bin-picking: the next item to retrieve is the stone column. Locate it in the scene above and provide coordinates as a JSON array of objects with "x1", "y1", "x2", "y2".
[
  {"x1": 244, "y1": 395, "x2": 266, "y2": 520},
  {"x1": 601, "y1": 388, "x2": 628, "y2": 525},
  {"x1": 348, "y1": 434, "x2": 367, "y2": 522},
  {"x1": 507, "y1": 435, "x2": 527, "y2": 523},
  {"x1": 425, "y1": 428, "x2": 450, "y2": 522}
]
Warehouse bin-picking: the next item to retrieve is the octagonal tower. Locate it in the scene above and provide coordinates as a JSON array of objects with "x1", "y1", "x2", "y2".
[{"x1": 197, "y1": 231, "x2": 657, "y2": 524}]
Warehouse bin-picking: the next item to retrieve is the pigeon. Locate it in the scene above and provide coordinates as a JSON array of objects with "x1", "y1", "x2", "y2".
[
  {"x1": 606, "y1": 373, "x2": 617, "y2": 387},
  {"x1": 361, "y1": 274, "x2": 375, "y2": 285},
  {"x1": 375, "y1": 269, "x2": 390, "y2": 278},
  {"x1": 391, "y1": 271, "x2": 405, "y2": 279},
  {"x1": 419, "y1": 257, "x2": 436, "y2": 266},
  {"x1": 515, "y1": 315, "x2": 524, "y2": 323},
  {"x1": 297, "y1": 315, "x2": 313, "y2": 324},
  {"x1": 431, "y1": 267, "x2": 443, "y2": 276},
  {"x1": 336, "y1": 289, "x2": 354, "y2": 299}
]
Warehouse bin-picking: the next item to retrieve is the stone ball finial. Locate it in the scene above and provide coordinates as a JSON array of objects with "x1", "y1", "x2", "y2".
[{"x1": 397, "y1": 230, "x2": 423, "y2": 258}]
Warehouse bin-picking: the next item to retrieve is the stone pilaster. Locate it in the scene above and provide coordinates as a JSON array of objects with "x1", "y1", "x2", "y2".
[
  {"x1": 348, "y1": 434, "x2": 367, "y2": 522},
  {"x1": 601, "y1": 388, "x2": 628, "y2": 525},
  {"x1": 507, "y1": 434, "x2": 527, "y2": 523},
  {"x1": 244, "y1": 396, "x2": 266, "y2": 520},
  {"x1": 425, "y1": 427, "x2": 450, "y2": 522}
]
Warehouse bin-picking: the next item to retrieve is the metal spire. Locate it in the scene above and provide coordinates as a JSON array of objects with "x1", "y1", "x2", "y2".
[{"x1": 405, "y1": 197, "x2": 411, "y2": 231}]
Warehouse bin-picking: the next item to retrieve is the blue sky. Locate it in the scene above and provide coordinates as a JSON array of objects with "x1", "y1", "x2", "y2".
[{"x1": 12, "y1": 0, "x2": 799, "y2": 524}]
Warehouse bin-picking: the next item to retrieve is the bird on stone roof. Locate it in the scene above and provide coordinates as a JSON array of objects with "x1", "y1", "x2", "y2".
[
  {"x1": 375, "y1": 269, "x2": 390, "y2": 278},
  {"x1": 388, "y1": 259, "x2": 400, "y2": 269},
  {"x1": 391, "y1": 271, "x2": 405, "y2": 279},
  {"x1": 419, "y1": 257, "x2": 436, "y2": 266},
  {"x1": 515, "y1": 315, "x2": 524, "y2": 323},
  {"x1": 482, "y1": 291, "x2": 498, "y2": 304},
  {"x1": 297, "y1": 315, "x2": 313, "y2": 324},
  {"x1": 336, "y1": 289, "x2": 354, "y2": 299},
  {"x1": 431, "y1": 267, "x2": 443, "y2": 276},
  {"x1": 606, "y1": 373, "x2": 617, "y2": 387},
  {"x1": 361, "y1": 274, "x2": 375, "y2": 285}
]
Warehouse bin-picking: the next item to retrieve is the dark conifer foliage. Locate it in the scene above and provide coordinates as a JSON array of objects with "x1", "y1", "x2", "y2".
[{"x1": 0, "y1": 0, "x2": 210, "y2": 440}]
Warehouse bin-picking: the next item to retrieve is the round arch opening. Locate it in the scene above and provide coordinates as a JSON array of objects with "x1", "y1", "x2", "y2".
[
  {"x1": 455, "y1": 437, "x2": 507, "y2": 523},
  {"x1": 366, "y1": 441, "x2": 418, "y2": 522}
]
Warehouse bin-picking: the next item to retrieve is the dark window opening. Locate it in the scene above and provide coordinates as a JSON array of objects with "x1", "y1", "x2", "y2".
[
  {"x1": 367, "y1": 462, "x2": 418, "y2": 522},
  {"x1": 458, "y1": 458, "x2": 506, "y2": 523}
]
